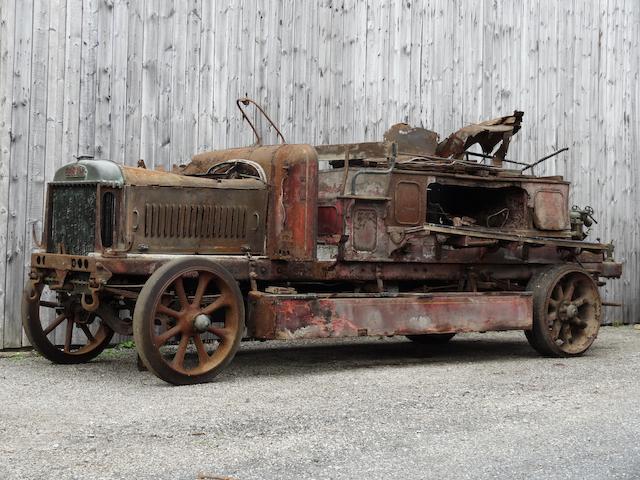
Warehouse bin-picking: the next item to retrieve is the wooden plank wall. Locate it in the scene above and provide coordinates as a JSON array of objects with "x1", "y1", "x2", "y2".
[{"x1": 0, "y1": 0, "x2": 638, "y2": 348}]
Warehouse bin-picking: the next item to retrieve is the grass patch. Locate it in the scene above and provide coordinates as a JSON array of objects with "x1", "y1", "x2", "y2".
[
  {"x1": 101, "y1": 340, "x2": 136, "y2": 359},
  {"x1": 116, "y1": 339, "x2": 136, "y2": 349},
  {"x1": 0, "y1": 351, "x2": 36, "y2": 361}
]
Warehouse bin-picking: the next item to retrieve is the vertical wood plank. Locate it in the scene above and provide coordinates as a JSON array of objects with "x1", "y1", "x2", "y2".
[
  {"x1": 22, "y1": 0, "x2": 51, "y2": 346},
  {"x1": 197, "y1": 0, "x2": 215, "y2": 152},
  {"x1": 140, "y1": 0, "x2": 159, "y2": 168},
  {"x1": 78, "y1": 0, "x2": 98, "y2": 157},
  {"x1": 44, "y1": 0, "x2": 68, "y2": 180},
  {"x1": 156, "y1": 0, "x2": 174, "y2": 169},
  {"x1": 351, "y1": 0, "x2": 368, "y2": 140},
  {"x1": 124, "y1": 0, "x2": 143, "y2": 166},
  {"x1": 212, "y1": 1, "x2": 230, "y2": 149},
  {"x1": 169, "y1": 1, "x2": 188, "y2": 164},
  {"x1": 110, "y1": 0, "x2": 129, "y2": 164},
  {"x1": 94, "y1": 0, "x2": 114, "y2": 161},
  {"x1": 4, "y1": 0, "x2": 34, "y2": 347},
  {"x1": 0, "y1": 0, "x2": 17, "y2": 348},
  {"x1": 61, "y1": 0, "x2": 83, "y2": 162},
  {"x1": 184, "y1": 0, "x2": 201, "y2": 154}
]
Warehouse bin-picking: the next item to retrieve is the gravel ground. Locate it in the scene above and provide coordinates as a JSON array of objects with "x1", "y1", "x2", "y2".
[{"x1": 1, "y1": 326, "x2": 639, "y2": 480}]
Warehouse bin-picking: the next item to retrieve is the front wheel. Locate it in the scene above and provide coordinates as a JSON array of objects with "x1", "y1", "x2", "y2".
[
  {"x1": 133, "y1": 258, "x2": 245, "y2": 385},
  {"x1": 22, "y1": 283, "x2": 114, "y2": 364},
  {"x1": 525, "y1": 265, "x2": 602, "y2": 357}
]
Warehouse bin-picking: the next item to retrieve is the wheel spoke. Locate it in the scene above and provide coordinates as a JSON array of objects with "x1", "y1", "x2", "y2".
[
  {"x1": 174, "y1": 277, "x2": 189, "y2": 308},
  {"x1": 43, "y1": 313, "x2": 67, "y2": 336},
  {"x1": 553, "y1": 284, "x2": 564, "y2": 301},
  {"x1": 193, "y1": 272, "x2": 213, "y2": 307},
  {"x1": 201, "y1": 294, "x2": 229, "y2": 315},
  {"x1": 572, "y1": 296, "x2": 589, "y2": 308},
  {"x1": 547, "y1": 311, "x2": 557, "y2": 324},
  {"x1": 172, "y1": 334, "x2": 190, "y2": 368},
  {"x1": 157, "y1": 304, "x2": 181, "y2": 319},
  {"x1": 574, "y1": 316, "x2": 587, "y2": 329},
  {"x1": 193, "y1": 335, "x2": 210, "y2": 365},
  {"x1": 551, "y1": 320, "x2": 562, "y2": 341},
  {"x1": 564, "y1": 281, "x2": 576, "y2": 301},
  {"x1": 64, "y1": 318, "x2": 74, "y2": 353},
  {"x1": 155, "y1": 324, "x2": 182, "y2": 347},
  {"x1": 560, "y1": 323, "x2": 572, "y2": 344},
  {"x1": 78, "y1": 323, "x2": 95, "y2": 343},
  {"x1": 208, "y1": 326, "x2": 230, "y2": 343}
]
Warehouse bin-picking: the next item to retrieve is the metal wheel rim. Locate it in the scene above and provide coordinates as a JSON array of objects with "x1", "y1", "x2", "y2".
[
  {"x1": 543, "y1": 271, "x2": 600, "y2": 354},
  {"x1": 148, "y1": 268, "x2": 241, "y2": 376}
]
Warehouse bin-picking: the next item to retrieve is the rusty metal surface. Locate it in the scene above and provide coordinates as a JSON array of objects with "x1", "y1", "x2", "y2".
[
  {"x1": 436, "y1": 111, "x2": 524, "y2": 165},
  {"x1": 122, "y1": 166, "x2": 265, "y2": 189},
  {"x1": 248, "y1": 291, "x2": 533, "y2": 340},
  {"x1": 124, "y1": 183, "x2": 267, "y2": 255},
  {"x1": 266, "y1": 144, "x2": 319, "y2": 260},
  {"x1": 183, "y1": 145, "x2": 284, "y2": 178},
  {"x1": 383, "y1": 123, "x2": 439, "y2": 156},
  {"x1": 315, "y1": 142, "x2": 391, "y2": 166}
]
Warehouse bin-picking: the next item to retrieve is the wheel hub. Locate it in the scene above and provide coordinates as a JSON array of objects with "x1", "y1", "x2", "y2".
[
  {"x1": 192, "y1": 313, "x2": 212, "y2": 333},
  {"x1": 558, "y1": 301, "x2": 578, "y2": 321}
]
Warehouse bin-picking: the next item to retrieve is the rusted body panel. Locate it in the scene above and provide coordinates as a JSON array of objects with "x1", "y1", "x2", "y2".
[
  {"x1": 121, "y1": 166, "x2": 264, "y2": 189},
  {"x1": 185, "y1": 145, "x2": 283, "y2": 178},
  {"x1": 124, "y1": 184, "x2": 267, "y2": 255},
  {"x1": 248, "y1": 291, "x2": 532, "y2": 340},
  {"x1": 436, "y1": 111, "x2": 523, "y2": 166},
  {"x1": 266, "y1": 145, "x2": 318, "y2": 260}
]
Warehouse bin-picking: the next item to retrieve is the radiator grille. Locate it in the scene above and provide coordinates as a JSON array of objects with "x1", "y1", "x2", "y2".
[
  {"x1": 47, "y1": 185, "x2": 97, "y2": 255},
  {"x1": 144, "y1": 204, "x2": 247, "y2": 239}
]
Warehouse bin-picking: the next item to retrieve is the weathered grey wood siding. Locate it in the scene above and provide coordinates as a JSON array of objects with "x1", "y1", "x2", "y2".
[{"x1": 0, "y1": 0, "x2": 638, "y2": 348}]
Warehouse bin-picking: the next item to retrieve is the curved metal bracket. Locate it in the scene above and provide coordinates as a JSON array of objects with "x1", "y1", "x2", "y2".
[{"x1": 236, "y1": 97, "x2": 286, "y2": 146}]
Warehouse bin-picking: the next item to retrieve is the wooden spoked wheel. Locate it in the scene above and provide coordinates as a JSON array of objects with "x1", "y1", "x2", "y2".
[
  {"x1": 22, "y1": 283, "x2": 114, "y2": 364},
  {"x1": 133, "y1": 258, "x2": 245, "y2": 385},
  {"x1": 526, "y1": 265, "x2": 602, "y2": 357}
]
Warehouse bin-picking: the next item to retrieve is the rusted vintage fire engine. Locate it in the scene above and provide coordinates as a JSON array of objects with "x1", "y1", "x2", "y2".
[{"x1": 23, "y1": 99, "x2": 622, "y2": 384}]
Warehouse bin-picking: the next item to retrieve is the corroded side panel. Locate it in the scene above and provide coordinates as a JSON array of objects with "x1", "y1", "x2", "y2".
[
  {"x1": 248, "y1": 292, "x2": 532, "y2": 340},
  {"x1": 125, "y1": 185, "x2": 268, "y2": 254},
  {"x1": 267, "y1": 145, "x2": 319, "y2": 260}
]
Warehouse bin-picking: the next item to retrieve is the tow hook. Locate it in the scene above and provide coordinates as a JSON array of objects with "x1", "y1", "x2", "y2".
[{"x1": 81, "y1": 285, "x2": 101, "y2": 312}]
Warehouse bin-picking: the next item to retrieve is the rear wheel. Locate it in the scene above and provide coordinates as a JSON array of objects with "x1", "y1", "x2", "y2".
[
  {"x1": 525, "y1": 265, "x2": 602, "y2": 357},
  {"x1": 22, "y1": 283, "x2": 114, "y2": 364},
  {"x1": 133, "y1": 258, "x2": 245, "y2": 385},
  {"x1": 406, "y1": 333, "x2": 456, "y2": 344}
]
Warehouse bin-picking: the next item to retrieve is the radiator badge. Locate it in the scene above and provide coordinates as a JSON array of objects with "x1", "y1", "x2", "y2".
[{"x1": 64, "y1": 164, "x2": 87, "y2": 179}]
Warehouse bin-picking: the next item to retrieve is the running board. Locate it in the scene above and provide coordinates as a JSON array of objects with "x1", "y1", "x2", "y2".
[{"x1": 248, "y1": 291, "x2": 532, "y2": 340}]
